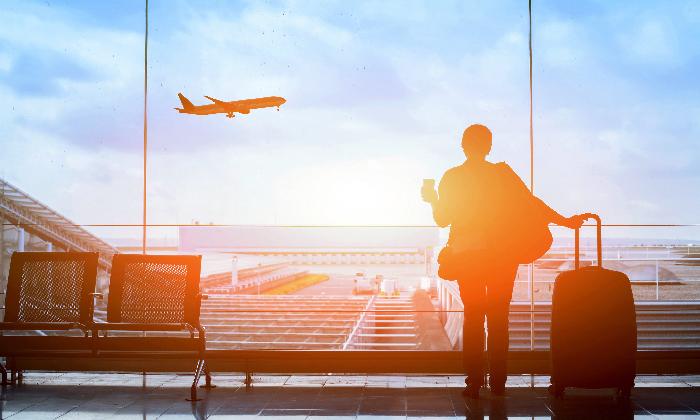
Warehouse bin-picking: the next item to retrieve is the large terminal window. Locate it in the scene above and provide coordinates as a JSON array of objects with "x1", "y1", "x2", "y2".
[{"x1": 1, "y1": 1, "x2": 698, "y2": 353}]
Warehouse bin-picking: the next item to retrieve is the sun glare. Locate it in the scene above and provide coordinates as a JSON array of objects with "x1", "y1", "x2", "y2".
[{"x1": 276, "y1": 157, "x2": 428, "y2": 225}]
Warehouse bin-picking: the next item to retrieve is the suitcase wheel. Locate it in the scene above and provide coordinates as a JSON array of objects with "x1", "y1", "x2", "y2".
[{"x1": 548, "y1": 384, "x2": 564, "y2": 399}]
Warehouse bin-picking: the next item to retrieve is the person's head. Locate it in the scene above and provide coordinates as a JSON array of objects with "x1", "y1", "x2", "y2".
[{"x1": 461, "y1": 124, "x2": 492, "y2": 160}]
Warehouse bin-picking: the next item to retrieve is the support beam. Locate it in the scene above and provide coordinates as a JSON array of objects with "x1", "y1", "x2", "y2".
[
  {"x1": 0, "y1": 177, "x2": 117, "y2": 271},
  {"x1": 17, "y1": 227, "x2": 24, "y2": 252},
  {"x1": 0, "y1": 215, "x2": 5, "y2": 290},
  {"x1": 8, "y1": 350, "x2": 700, "y2": 376},
  {"x1": 231, "y1": 256, "x2": 238, "y2": 286}
]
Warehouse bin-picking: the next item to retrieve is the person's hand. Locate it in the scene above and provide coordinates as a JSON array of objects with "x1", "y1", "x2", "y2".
[
  {"x1": 421, "y1": 184, "x2": 438, "y2": 204},
  {"x1": 563, "y1": 214, "x2": 588, "y2": 230}
]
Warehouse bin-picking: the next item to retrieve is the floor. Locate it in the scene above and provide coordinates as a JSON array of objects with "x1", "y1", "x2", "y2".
[{"x1": 2, "y1": 373, "x2": 700, "y2": 419}]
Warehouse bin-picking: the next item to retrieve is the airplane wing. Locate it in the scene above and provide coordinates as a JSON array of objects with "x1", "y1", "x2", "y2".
[{"x1": 204, "y1": 95, "x2": 227, "y2": 105}]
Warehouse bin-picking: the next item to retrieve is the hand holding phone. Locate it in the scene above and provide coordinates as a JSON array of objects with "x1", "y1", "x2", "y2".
[{"x1": 421, "y1": 179, "x2": 437, "y2": 203}]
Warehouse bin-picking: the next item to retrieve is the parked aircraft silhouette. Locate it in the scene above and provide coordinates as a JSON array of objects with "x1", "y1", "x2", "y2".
[{"x1": 175, "y1": 93, "x2": 286, "y2": 118}]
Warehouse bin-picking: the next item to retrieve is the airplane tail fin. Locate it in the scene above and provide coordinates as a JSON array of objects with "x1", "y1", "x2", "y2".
[{"x1": 178, "y1": 93, "x2": 194, "y2": 110}]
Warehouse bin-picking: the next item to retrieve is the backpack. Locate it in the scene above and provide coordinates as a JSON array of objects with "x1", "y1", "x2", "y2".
[{"x1": 437, "y1": 162, "x2": 552, "y2": 280}]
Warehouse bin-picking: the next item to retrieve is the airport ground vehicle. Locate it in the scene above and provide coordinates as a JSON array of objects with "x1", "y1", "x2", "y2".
[
  {"x1": 353, "y1": 273, "x2": 379, "y2": 295},
  {"x1": 379, "y1": 278, "x2": 400, "y2": 297}
]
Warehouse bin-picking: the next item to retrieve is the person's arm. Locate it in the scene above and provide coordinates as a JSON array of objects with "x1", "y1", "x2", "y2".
[
  {"x1": 422, "y1": 172, "x2": 452, "y2": 227},
  {"x1": 501, "y1": 163, "x2": 586, "y2": 229},
  {"x1": 532, "y1": 197, "x2": 576, "y2": 227},
  {"x1": 430, "y1": 177, "x2": 452, "y2": 227}
]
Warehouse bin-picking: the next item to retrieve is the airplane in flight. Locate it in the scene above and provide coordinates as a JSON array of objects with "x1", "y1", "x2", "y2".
[{"x1": 175, "y1": 93, "x2": 286, "y2": 118}]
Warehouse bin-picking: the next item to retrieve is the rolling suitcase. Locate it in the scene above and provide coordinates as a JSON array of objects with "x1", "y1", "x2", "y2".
[{"x1": 549, "y1": 213, "x2": 636, "y2": 399}]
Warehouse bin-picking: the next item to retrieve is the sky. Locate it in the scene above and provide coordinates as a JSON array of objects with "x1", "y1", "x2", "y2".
[{"x1": 0, "y1": 0, "x2": 699, "y2": 240}]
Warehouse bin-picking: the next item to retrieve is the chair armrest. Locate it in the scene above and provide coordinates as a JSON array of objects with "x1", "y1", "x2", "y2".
[
  {"x1": 0, "y1": 321, "x2": 89, "y2": 332},
  {"x1": 91, "y1": 322, "x2": 196, "y2": 333},
  {"x1": 183, "y1": 323, "x2": 196, "y2": 337},
  {"x1": 196, "y1": 324, "x2": 206, "y2": 339}
]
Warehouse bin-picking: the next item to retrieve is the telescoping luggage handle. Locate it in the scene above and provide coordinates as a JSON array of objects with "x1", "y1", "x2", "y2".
[{"x1": 574, "y1": 213, "x2": 602, "y2": 270}]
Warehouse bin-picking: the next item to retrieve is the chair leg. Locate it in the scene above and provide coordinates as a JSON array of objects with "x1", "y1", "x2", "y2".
[
  {"x1": 17, "y1": 370, "x2": 23, "y2": 384},
  {"x1": 8, "y1": 358, "x2": 17, "y2": 385},
  {"x1": 244, "y1": 372, "x2": 253, "y2": 390},
  {"x1": 186, "y1": 359, "x2": 204, "y2": 402},
  {"x1": 0, "y1": 363, "x2": 7, "y2": 386},
  {"x1": 199, "y1": 361, "x2": 216, "y2": 389}
]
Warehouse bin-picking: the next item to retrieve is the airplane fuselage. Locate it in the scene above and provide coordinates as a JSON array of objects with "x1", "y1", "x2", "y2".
[{"x1": 175, "y1": 94, "x2": 286, "y2": 118}]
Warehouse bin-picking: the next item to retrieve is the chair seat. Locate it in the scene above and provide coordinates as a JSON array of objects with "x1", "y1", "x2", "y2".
[
  {"x1": 91, "y1": 322, "x2": 197, "y2": 333},
  {"x1": 0, "y1": 321, "x2": 89, "y2": 332},
  {"x1": 92, "y1": 336, "x2": 203, "y2": 353},
  {"x1": 0, "y1": 335, "x2": 93, "y2": 356}
]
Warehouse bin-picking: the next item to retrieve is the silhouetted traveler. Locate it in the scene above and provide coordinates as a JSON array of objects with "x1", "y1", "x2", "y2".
[{"x1": 422, "y1": 124, "x2": 585, "y2": 398}]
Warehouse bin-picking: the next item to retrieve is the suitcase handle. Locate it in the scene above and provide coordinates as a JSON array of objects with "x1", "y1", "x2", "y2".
[{"x1": 574, "y1": 213, "x2": 602, "y2": 269}]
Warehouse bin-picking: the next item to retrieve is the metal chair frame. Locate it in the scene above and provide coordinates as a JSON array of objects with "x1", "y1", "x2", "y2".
[
  {"x1": 91, "y1": 254, "x2": 210, "y2": 401},
  {"x1": 0, "y1": 252, "x2": 210, "y2": 401},
  {"x1": 0, "y1": 252, "x2": 99, "y2": 385}
]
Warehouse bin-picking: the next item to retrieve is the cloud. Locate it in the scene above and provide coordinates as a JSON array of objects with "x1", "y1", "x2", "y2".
[
  {"x1": 0, "y1": 51, "x2": 94, "y2": 96},
  {"x1": 0, "y1": 0, "x2": 698, "y2": 230},
  {"x1": 0, "y1": 3, "x2": 144, "y2": 151},
  {"x1": 617, "y1": 18, "x2": 681, "y2": 67}
]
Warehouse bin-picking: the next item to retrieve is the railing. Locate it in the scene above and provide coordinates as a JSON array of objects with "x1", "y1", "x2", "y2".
[
  {"x1": 342, "y1": 295, "x2": 376, "y2": 349},
  {"x1": 438, "y1": 279, "x2": 700, "y2": 351},
  {"x1": 2, "y1": 222, "x2": 700, "y2": 376},
  {"x1": 438, "y1": 238, "x2": 700, "y2": 351},
  {"x1": 438, "y1": 280, "x2": 464, "y2": 349},
  {"x1": 516, "y1": 255, "x2": 700, "y2": 302}
]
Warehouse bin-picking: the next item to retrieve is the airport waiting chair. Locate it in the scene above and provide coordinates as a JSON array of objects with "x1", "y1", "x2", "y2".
[
  {"x1": 0, "y1": 252, "x2": 99, "y2": 385},
  {"x1": 91, "y1": 254, "x2": 210, "y2": 401}
]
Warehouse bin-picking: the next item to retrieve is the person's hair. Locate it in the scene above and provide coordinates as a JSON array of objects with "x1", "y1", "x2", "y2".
[{"x1": 461, "y1": 124, "x2": 492, "y2": 157}]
